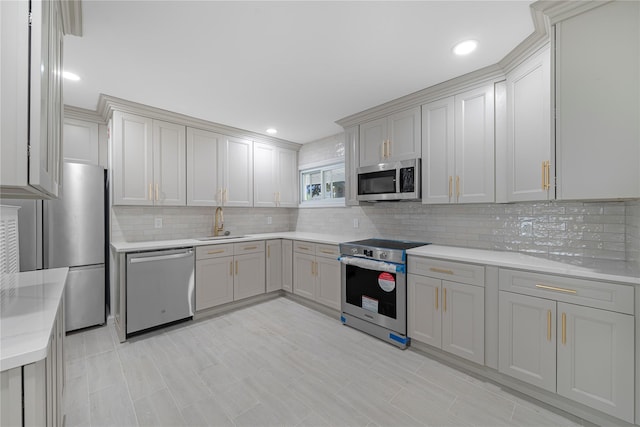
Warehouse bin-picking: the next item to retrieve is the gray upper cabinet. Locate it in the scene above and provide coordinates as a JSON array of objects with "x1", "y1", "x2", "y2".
[
  {"x1": 359, "y1": 107, "x2": 421, "y2": 167},
  {"x1": 554, "y1": 1, "x2": 640, "y2": 200},
  {"x1": 1, "y1": 0, "x2": 63, "y2": 199},
  {"x1": 505, "y1": 44, "x2": 552, "y2": 202},
  {"x1": 254, "y1": 142, "x2": 298, "y2": 208},
  {"x1": 186, "y1": 127, "x2": 221, "y2": 207}
]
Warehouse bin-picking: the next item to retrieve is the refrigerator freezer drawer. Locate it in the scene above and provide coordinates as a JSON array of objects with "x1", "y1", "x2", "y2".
[{"x1": 66, "y1": 264, "x2": 106, "y2": 332}]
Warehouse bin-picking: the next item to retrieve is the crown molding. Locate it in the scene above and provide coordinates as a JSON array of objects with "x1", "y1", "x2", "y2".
[
  {"x1": 95, "y1": 94, "x2": 302, "y2": 151},
  {"x1": 59, "y1": 0, "x2": 82, "y2": 36},
  {"x1": 64, "y1": 105, "x2": 104, "y2": 123}
]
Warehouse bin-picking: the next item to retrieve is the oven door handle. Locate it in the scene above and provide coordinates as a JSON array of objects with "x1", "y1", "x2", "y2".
[{"x1": 338, "y1": 256, "x2": 405, "y2": 274}]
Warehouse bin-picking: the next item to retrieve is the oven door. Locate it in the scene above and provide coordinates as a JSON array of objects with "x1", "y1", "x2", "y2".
[{"x1": 341, "y1": 259, "x2": 406, "y2": 334}]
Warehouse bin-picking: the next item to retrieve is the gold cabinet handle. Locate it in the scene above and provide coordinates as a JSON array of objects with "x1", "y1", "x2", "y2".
[
  {"x1": 448, "y1": 176, "x2": 452, "y2": 198},
  {"x1": 456, "y1": 176, "x2": 460, "y2": 200},
  {"x1": 298, "y1": 246, "x2": 310, "y2": 251},
  {"x1": 435, "y1": 287, "x2": 439, "y2": 310},
  {"x1": 443, "y1": 288, "x2": 447, "y2": 312},
  {"x1": 430, "y1": 267, "x2": 454, "y2": 275},
  {"x1": 207, "y1": 249, "x2": 225, "y2": 255},
  {"x1": 242, "y1": 245, "x2": 258, "y2": 251},
  {"x1": 149, "y1": 183, "x2": 153, "y2": 200},
  {"x1": 235, "y1": 260, "x2": 239, "y2": 275},
  {"x1": 223, "y1": 188, "x2": 228, "y2": 203},
  {"x1": 386, "y1": 140, "x2": 391, "y2": 158},
  {"x1": 541, "y1": 161, "x2": 546, "y2": 190},
  {"x1": 547, "y1": 310, "x2": 552, "y2": 341},
  {"x1": 155, "y1": 183, "x2": 159, "y2": 201},
  {"x1": 230, "y1": 261, "x2": 233, "y2": 276},
  {"x1": 319, "y1": 249, "x2": 335, "y2": 255},
  {"x1": 561, "y1": 312, "x2": 566, "y2": 345},
  {"x1": 310, "y1": 260, "x2": 315, "y2": 275},
  {"x1": 218, "y1": 188, "x2": 223, "y2": 204},
  {"x1": 535, "y1": 284, "x2": 577, "y2": 294}
]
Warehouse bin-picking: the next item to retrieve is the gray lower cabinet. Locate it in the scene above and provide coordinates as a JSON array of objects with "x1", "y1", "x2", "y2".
[
  {"x1": 407, "y1": 256, "x2": 485, "y2": 365},
  {"x1": 282, "y1": 240, "x2": 293, "y2": 293},
  {"x1": 498, "y1": 269, "x2": 635, "y2": 423},
  {"x1": 266, "y1": 239, "x2": 283, "y2": 292},
  {"x1": 1, "y1": 299, "x2": 65, "y2": 426},
  {"x1": 292, "y1": 241, "x2": 340, "y2": 310},
  {"x1": 195, "y1": 241, "x2": 265, "y2": 311}
]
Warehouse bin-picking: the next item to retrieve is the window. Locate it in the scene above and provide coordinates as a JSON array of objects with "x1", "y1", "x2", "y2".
[{"x1": 300, "y1": 163, "x2": 345, "y2": 206}]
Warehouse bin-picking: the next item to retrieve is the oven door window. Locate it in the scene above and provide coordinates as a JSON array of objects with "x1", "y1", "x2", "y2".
[
  {"x1": 358, "y1": 170, "x2": 396, "y2": 195},
  {"x1": 345, "y1": 265, "x2": 397, "y2": 319}
]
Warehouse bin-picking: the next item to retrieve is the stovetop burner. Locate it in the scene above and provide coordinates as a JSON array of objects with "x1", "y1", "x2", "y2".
[{"x1": 344, "y1": 238, "x2": 428, "y2": 251}]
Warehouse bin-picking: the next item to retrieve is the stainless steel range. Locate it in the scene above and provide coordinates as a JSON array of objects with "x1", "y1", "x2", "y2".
[{"x1": 339, "y1": 238, "x2": 429, "y2": 348}]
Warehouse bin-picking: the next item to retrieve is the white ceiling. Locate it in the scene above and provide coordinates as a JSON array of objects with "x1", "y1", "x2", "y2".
[{"x1": 63, "y1": 1, "x2": 535, "y2": 144}]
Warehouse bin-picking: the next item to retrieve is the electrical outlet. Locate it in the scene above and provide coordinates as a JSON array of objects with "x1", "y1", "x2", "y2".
[
  {"x1": 353, "y1": 218, "x2": 359, "y2": 228},
  {"x1": 154, "y1": 217, "x2": 163, "y2": 229},
  {"x1": 267, "y1": 216, "x2": 272, "y2": 225},
  {"x1": 520, "y1": 221, "x2": 532, "y2": 237}
]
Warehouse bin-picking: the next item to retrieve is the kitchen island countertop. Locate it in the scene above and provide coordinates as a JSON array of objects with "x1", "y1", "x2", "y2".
[{"x1": 1, "y1": 267, "x2": 68, "y2": 371}]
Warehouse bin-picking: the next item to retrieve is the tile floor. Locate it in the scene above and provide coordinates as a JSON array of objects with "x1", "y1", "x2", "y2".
[{"x1": 64, "y1": 297, "x2": 588, "y2": 427}]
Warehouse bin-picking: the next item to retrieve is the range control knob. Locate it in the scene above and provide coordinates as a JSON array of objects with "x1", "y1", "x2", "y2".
[
  {"x1": 351, "y1": 248, "x2": 358, "y2": 254},
  {"x1": 379, "y1": 252, "x2": 388, "y2": 259}
]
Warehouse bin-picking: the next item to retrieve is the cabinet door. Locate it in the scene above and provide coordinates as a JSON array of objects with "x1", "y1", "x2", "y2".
[
  {"x1": 498, "y1": 291, "x2": 556, "y2": 392},
  {"x1": 387, "y1": 107, "x2": 421, "y2": 161},
  {"x1": 441, "y1": 281, "x2": 484, "y2": 364},
  {"x1": 315, "y1": 256, "x2": 340, "y2": 310},
  {"x1": 64, "y1": 118, "x2": 100, "y2": 165},
  {"x1": 112, "y1": 112, "x2": 154, "y2": 205},
  {"x1": 359, "y1": 117, "x2": 387, "y2": 167},
  {"x1": 195, "y1": 256, "x2": 234, "y2": 310},
  {"x1": 266, "y1": 240, "x2": 283, "y2": 292},
  {"x1": 293, "y1": 252, "x2": 315, "y2": 300},
  {"x1": 407, "y1": 274, "x2": 442, "y2": 347},
  {"x1": 276, "y1": 148, "x2": 298, "y2": 207},
  {"x1": 555, "y1": 1, "x2": 640, "y2": 200},
  {"x1": 421, "y1": 97, "x2": 455, "y2": 204},
  {"x1": 454, "y1": 85, "x2": 495, "y2": 203},
  {"x1": 253, "y1": 142, "x2": 277, "y2": 207},
  {"x1": 29, "y1": 0, "x2": 62, "y2": 198},
  {"x1": 187, "y1": 128, "x2": 221, "y2": 206},
  {"x1": 556, "y1": 302, "x2": 635, "y2": 423},
  {"x1": 344, "y1": 126, "x2": 360, "y2": 206},
  {"x1": 153, "y1": 120, "x2": 186, "y2": 206},
  {"x1": 234, "y1": 252, "x2": 265, "y2": 300},
  {"x1": 506, "y1": 45, "x2": 552, "y2": 202},
  {"x1": 222, "y1": 136, "x2": 253, "y2": 207},
  {"x1": 282, "y1": 240, "x2": 293, "y2": 293}
]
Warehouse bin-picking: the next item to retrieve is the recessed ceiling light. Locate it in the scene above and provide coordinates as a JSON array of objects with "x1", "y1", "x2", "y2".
[
  {"x1": 62, "y1": 71, "x2": 81, "y2": 81},
  {"x1": 266, "y1": 128, "x2": 278, "y2": 135},
  {"x1": 453, "y1": 40, "x2": 478, "y2": 56}
]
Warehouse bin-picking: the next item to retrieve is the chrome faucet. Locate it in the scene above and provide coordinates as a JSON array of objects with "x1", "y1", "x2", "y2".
[{"x1": 214, "y1": 206, "x2": 224, "y2": 236}]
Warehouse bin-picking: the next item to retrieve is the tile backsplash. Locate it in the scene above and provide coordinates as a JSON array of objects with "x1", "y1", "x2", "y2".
[
  {"x1": 294, "y1": 200, "x2": 639, "y2": 262},
  {"x1": 111, "y1": 206, "x2": 295, "y2": 242}
]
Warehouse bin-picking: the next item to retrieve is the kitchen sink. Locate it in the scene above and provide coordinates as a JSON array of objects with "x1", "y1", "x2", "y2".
[{"x1": 195, "y1": 235, "x2": 246, "y2": 241}]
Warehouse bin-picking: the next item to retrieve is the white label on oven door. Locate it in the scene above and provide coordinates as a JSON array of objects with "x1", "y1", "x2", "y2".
[
  {"x1": 378, "y1": 272, "x2": 396, "y2": 292},
  {"x1": 362, "y1": 295, "x2": 378, "y2": 313}
]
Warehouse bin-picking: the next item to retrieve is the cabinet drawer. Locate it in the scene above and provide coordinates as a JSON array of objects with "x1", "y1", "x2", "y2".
[
  {"x1": 499, "y1": 269, "x2": 634, "y2": 314},
  {"x1": 316, "y1": 244, "x2": 339, "y2": 259},
  {"x1": 234, "y1": 241, "x2": 265, "y2": 255},
  {"x1": 196, "y1": 244, "x2": 233, "y2": 260},
  {"x1": 408, "y1": 256, "x2": 485, "y2": 287},
  {"x1": 293, "y1": 241, "x2": 316, "y2": 255}
]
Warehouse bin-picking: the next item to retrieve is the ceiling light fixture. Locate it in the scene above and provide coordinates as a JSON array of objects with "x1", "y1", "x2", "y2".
[
  {"x1": 453, "y1": 40, "x2": 478, "y2": 56},
  {"x1": 62, "y1": 71, "x2": 81, "y2": 81},
  {"x1": 266, "y1": 128, "x2": 278, "y2": 135}
]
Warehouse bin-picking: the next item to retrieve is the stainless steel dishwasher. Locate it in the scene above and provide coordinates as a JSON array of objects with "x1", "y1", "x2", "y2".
[{"x1": 126, "y1": 247, "x2": 195, "y2": 335}]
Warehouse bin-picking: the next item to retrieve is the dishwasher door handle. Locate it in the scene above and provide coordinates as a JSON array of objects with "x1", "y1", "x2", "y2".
[{"x1": 129, "y1": 251, "x2": 193, "y2": 264}]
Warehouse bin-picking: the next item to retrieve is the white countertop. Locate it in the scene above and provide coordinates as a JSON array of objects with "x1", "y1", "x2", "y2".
[
  {"x1": 1, "y1": 268, "x2": 68, "y2": 371},
  {"x1": 111, "y1": 234, "x2": 639, "y2": 286},
  {"x1": 110, "y1": 232, "x2": 359, "y2": 253},
  {"x1": 407, "y1": 245, "x2": 640, "y2": 286}
]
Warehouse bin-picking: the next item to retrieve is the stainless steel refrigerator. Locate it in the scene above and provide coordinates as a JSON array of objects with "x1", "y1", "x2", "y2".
[{"x1": 4, "y1": 161, "x2": 107, "y2": 332}]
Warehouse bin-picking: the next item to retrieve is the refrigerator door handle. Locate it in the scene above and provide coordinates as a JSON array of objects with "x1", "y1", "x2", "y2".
[{"x1": 129, "y1": 251, "x2": 193, "y2": 264}]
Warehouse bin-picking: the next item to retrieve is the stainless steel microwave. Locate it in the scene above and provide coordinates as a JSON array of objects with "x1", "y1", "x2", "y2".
[{"x1": 357, "y1": 159, "x2": 420, "y2": 201}]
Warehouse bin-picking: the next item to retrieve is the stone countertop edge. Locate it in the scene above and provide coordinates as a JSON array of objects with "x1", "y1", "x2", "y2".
[
  {"x1": 1, "y1": 267, "x2": 69, "y2": 372},
  {"x1": 407, "y1": 245, "x2": 640, "y2": 286}
]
